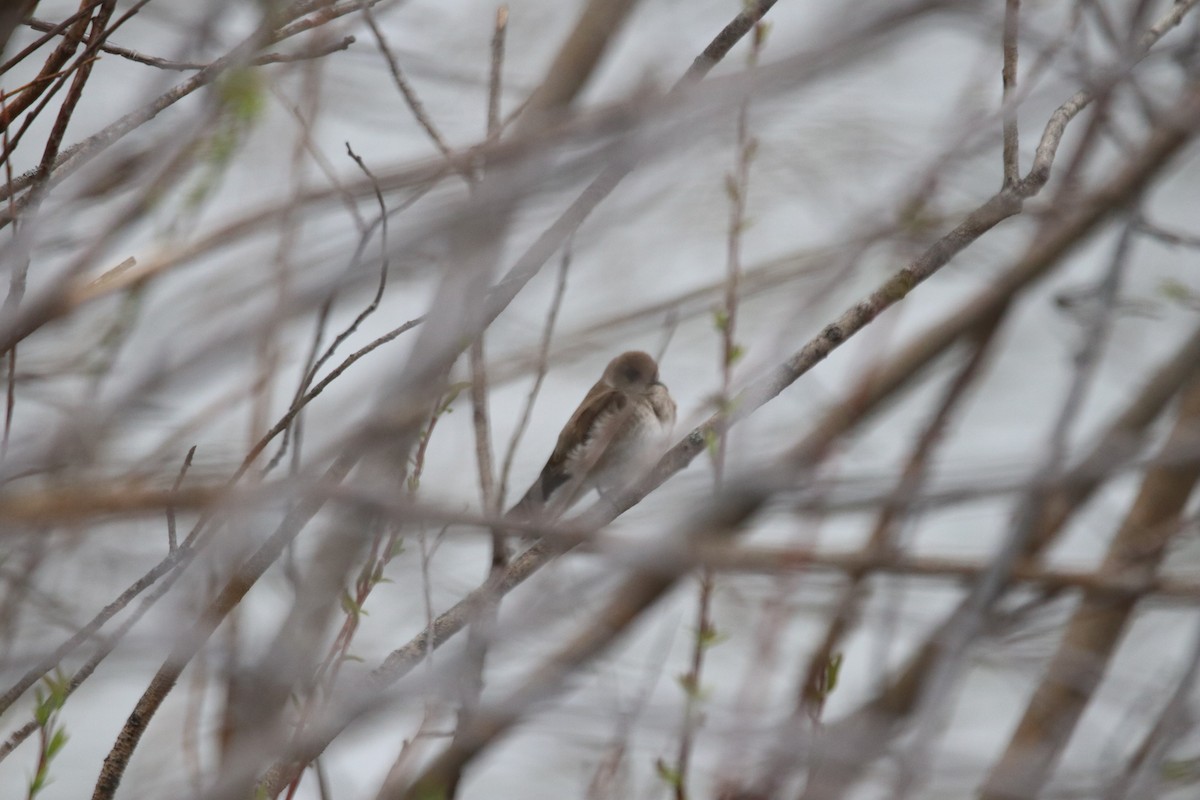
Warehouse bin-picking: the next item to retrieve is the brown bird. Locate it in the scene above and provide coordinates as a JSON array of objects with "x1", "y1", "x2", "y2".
[{"x1": 510, "y1": 351, "x2": 676, "y2": 518}]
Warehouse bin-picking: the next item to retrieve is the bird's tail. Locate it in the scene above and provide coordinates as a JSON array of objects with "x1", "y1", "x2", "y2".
[
  {"x1": 505, "y1": 482, "x2": 546, "y2": 521},
  {"x1": 506, "y1": 471, "x2": 586, "y2": 524}
]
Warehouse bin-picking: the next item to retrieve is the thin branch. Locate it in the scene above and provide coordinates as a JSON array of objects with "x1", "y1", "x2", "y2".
[
  {"x1": 0, "y1": 1, "x2": 97, "y2": 128},
  {"x1": 674, "y1": 21, "x2": 765, "y2": 799},
  {"x1": 359, "y1": 1, "x2": 468, "y2": 181},
  {"x1": 263, "y1": 142, "x2": 391, "y2": 475},
  {"x1": 165, "y1": 446, "x2": 197, "y2": 553},
  {"x1": 22, "y1": 18, "x2": 354, "y2": 70},
  {"x1": 1101, "y1": 615, "x2": 1200, "y2": 800},
  {"x1": 498, "y1": 246, "x2": 571, "y2": 508},
  {"x1": 0, "y1": 0, "x2": 359, "y2": 210},
  {"x1": 1002, "y1": 0, "x2": 1021, "y2": 187},
  {"x1": 488, "y1": 6, "x2": 508, "y2": 136},
  {"x1": 468, "y1": 336, "x2": 498, "y2": 522},
  {"x1": 696, "y1": 542, "x2": 1200, "y2": 601}
]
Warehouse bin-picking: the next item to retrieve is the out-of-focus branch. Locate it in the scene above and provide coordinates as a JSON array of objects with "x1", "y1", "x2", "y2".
[
  {"x1": 1001, "y1": 0, "x2": 1020, "y2": 187},
  {"x1": 22, "y1": 17, "x2": 354, "y2": 70},
  {"x1": 90, "y1": 453, "x2": 358, "y2": 800},
  {"x1": 0, "y1": 0, "x2": 366, "y2": 208},
  {"x1": 515, "y1": 0, "x2": 638, "y2": 127},
  {"x1": 676, "y1": 19, "x2": 765, "y2": 798},
  {"x1": 497, "y1": 238, "x2": 570, "y2": 508},
  {"x1": 0, "y1": 0, "x2": 37, "y2": 58},
  {"x1": 449, "y1": 16, "x2": 513, "y2": 797},
  {"x1": 9, "y1": 0, "x2": 929, "y2": 333},
  {"x1": 359, "y1": 2, "x2": 465, "y2": 178},
  {"x1": 696, "y1": 541, "x2": 1200, "y2": 602},
  {"x1": 262, "y1": 142, "x2": 393, "y2": 477},
  {"x1": 488, "y1": 6, "x2": 507, "y2": 136},
  {"x1": 979, "y1": 377, "x2": 1200, "y2": 800},
  {"x1": 0, "y1": 0, "x2": 94, "y2": 130},
  {"x1": 1100, "y1": 615, "x2": 1200, "y2": 800}
]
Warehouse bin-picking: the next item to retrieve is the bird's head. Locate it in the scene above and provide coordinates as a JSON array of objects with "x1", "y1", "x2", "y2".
[{"x1": 604, "y1": 351, "x2": 663, "y2": 394}]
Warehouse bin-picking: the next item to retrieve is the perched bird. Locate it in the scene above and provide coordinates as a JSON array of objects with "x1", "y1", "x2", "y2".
[{"x1": 510, "y1": 351, "x2": 676, "y2": 518}]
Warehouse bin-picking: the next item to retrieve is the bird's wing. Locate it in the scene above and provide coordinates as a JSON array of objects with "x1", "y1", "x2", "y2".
[{"x1": 537, "y1": 382, "x2": 627, "y2": 499}]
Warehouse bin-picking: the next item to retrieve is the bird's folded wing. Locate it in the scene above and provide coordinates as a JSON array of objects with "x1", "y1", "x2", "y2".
[{"x1": 537, "y1": 384, "x2": 627, "y2": 499}]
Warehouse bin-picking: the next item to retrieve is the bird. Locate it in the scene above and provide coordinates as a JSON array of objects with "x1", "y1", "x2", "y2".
[{"x1": 509, "y1": 350, "x2": 676, "y2": 519}]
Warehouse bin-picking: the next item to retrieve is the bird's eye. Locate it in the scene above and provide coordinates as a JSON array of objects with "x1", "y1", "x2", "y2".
[{"x1": 625, "y1": 367, "x2": 639, "y2": 381}]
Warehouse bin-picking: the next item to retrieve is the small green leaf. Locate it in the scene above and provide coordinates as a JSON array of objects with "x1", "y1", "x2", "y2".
[
  {"x1": 723, "y1": 173, "x2": 740, "y2": 203},
  {"x1": 45, "y1": 668, "x2": 70, "y2": 701},
  {"x1": 676, "y1": 672, "x2": 710, "y2": 700},
  {"x1": 655, "y1": 758, "x2": 683, "y2": 788},
  {"x1": 753, "y1": 21, "x2": 771, "y2": 48},
  {"x1": 440, "y1": 382, "x2": 472, "y2": 413},
  {"x1": 727, "y1": 343, "x2": 745, "y2": 366},
  {"x1": 414, "y1": 781, "x2": 449, "y2": 800},
  {"x1": 33, "y1": 692, "x2": 49, "y2": 726},
  {"x1": 46, "y1": 728, "x2": 69, "y2": 759},
  {"x1": 217, "y1": 68, "x2": 265, "y2": 124},
  {"x1": 1160, "y1": 278, "x2": 1197, "y2": 304},
  {"x1": 697, "y1": 624, "x2": 727, "y2": 649},
  {"x1": 341, "y1": 591, "x2": 366, "y2": 618},
  {"x1": 1162, "y1": 755, "x2": 1200, "y2": 781},
  {"x1": 824, "y1": 652, "x2": 843, "y2": 694},
  {"x1": 743, "y1": 136, "x2": 759, "y2": 163}
]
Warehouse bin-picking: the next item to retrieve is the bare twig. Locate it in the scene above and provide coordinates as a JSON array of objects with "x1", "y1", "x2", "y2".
[
  {"x1": 1101, "y1": 615, "x2": 1200, "y2": 800},
  {"x1": 359, "y1": 2, "x2": 464, "y2": 175},
  {"x1": 0, "y1": 1, "x2": 97, "y2": 129},
  {"x1": 1002, "y1": 0, "x2": 1021, "y2": 187},
  {"x1": 263, "y1": 142, "x2": 392, "y2": 475},
  {"x1": 488, "y1": 6, "x2": 508, "y2": 136},
  {"x1": 22, "y1": 17, "x2": 354, "y2": 70},
  {"x1": 497, "y1": 245, "x2": 571, "y2": 507},
  {"x1": 674, "y1": 21, "x2": 765, "y2": 799},
  {"x1": 696, "y1": 542, "x2": 1200, "y2": 601},
  {"x1": 165, "y1": 446, "x2": 197, "y2": 553}
]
